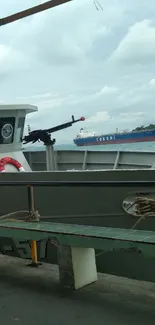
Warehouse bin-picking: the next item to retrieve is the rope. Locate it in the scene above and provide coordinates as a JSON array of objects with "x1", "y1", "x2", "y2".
[
  {"x1": 0, "y1": 209, "x2": 41, "y2": 266},
  {"x1": 25, "y1": 210, "x2": 40, "y2": 222},
  {"x1": 122, "y1": 194, "x2": 155, "y2": 229},
  {"x1": 0, "y1": 210, "x2": 40, "y2": 222},
  {"x1": 0, "y1": 210, "x2": 28, "y2": 220}
]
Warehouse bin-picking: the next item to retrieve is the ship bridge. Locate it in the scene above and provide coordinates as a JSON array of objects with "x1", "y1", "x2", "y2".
[{"x1": 76, "y1": 128, "x2": 96, "y2": 139}]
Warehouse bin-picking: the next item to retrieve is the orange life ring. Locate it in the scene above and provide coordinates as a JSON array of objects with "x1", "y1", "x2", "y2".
[{"x1": 0, "y1": 157, "x2": 25, "y2": 172}]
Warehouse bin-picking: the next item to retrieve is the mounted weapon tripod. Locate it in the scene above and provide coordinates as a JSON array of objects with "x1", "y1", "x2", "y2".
[{"x1": 23, "y1": 115, "x2": 85, "y2": 170}]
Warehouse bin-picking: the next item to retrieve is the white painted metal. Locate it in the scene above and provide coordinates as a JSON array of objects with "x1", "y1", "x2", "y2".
[{"x1": 0, "y1": 104, "x2": 37, "y2": 172}]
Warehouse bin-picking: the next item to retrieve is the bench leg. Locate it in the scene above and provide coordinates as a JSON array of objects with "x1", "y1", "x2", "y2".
[{"x1": 58, "y1": 246, "x2": 97, "y2": 290}]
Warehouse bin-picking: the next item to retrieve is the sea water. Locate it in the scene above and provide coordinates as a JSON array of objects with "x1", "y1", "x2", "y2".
[{"x1": 24, "y1": 141, "x2": 155, "y2": 152}]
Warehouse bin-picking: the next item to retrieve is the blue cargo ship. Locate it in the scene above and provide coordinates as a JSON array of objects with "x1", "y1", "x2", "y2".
[{"x1": 73, "y1": 128, "x2": 155, "y2": 146}]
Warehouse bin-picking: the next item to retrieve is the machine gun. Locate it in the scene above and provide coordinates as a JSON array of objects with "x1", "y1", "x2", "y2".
[{"x1": 23, "y1": 115, "x2": 85, "y2": 146}]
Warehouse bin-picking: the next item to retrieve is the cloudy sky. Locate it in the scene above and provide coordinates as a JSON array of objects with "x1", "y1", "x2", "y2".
[{"x1": 1, "y1": 0, "x2": 155, "y2": 143}]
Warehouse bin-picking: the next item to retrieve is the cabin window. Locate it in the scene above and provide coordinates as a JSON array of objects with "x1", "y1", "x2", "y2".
[
  {"x1": 106, "y1": 137, "x2": 109, "y2": 140},
  {"x1": 17, "y1": 117, "x2": 25, "y2": 142}
]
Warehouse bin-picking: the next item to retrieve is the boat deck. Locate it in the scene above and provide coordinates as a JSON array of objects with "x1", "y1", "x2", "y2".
[{"x1": 1, "y1": 255, "x2": 155, "y2": 325}]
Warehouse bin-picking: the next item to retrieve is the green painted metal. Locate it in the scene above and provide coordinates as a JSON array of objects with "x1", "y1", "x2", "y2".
[
  {"x1": 0, "y1": 221, "x2": 155, "y2": 258},
  {"x1": 1, "y1": 220, "x2": 155, "y2": 242}
]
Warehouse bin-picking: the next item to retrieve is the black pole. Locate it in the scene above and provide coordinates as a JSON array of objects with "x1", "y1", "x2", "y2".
[
  {"x1": 0, "y1": 180, "x2": 155, "y2": 187},
  {"x1": 0, "y1": 0, "x2": 71, "y2": 27},
  {"x1": 27, "y1": 186, "x2": 33, "y2": 212}
]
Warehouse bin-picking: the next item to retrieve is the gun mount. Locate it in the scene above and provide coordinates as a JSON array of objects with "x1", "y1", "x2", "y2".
[
  {"x1": 23, "y1": 115, "x2": 85, "y2": 171},
  {"x1": 23, "y1": 115, "x2": 85, "y2": 146}
]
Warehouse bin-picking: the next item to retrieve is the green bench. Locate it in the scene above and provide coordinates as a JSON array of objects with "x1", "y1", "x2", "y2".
[{"x1": 0, "y1": 220, "x2": 155, "y2": 290}]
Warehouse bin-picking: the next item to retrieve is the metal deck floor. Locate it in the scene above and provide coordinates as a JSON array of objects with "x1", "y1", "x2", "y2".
[{"x1": 0, "y1": 256, "x2": 155, "y2": 325}]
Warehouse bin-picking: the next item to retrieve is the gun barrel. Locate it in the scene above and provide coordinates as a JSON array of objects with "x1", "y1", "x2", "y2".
[
  {"x1": 45, "y1": 116, "x2": 85, "y2": 134},
  {"x1": 22, "y1": 116, "x2": 85, "y2": 144}
]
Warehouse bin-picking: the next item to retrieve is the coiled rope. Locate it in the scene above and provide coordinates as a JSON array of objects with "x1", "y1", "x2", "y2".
[{"x1": 122, "y1": 194, "x2": 155, "y2": 229}]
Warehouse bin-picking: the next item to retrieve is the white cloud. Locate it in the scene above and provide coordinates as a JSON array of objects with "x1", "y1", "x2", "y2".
[
  {"x1": 1, "y1": 0, "x2": 155, "y2": 143},
  {"x1": 17, "y1": 93, "x2": 52, "y2": 100},
  {"x1": 4, "y1": 0, "x2": 110, "y2": 67},
  {"x1": 0, "y1": 44, "x2": 31, "y2": 75},
  {"x1": 86, "y1": 111, "x2": 110, "y2": 123},
  {"x1": 111, "y1": 20, "x2": 155, "y2": 64},
  {"x1": 96, "y1": 86, "x2": 118, "y2": 96},
  {"x1": 119, "y1": 112, "x2": 145, "y2": 122},
  {"x1": 149, "y1": 79, "x2": 155, "y2": 88}
]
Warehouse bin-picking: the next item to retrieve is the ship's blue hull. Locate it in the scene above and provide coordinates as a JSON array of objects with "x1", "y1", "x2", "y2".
[{"x1": 74, "y1": 130, "x2": 155, "y2": 146}]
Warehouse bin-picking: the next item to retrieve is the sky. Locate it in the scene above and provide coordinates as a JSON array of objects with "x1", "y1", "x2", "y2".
[{"x1": 1, "y1": 0, "x2": 155, "y2": 143}]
